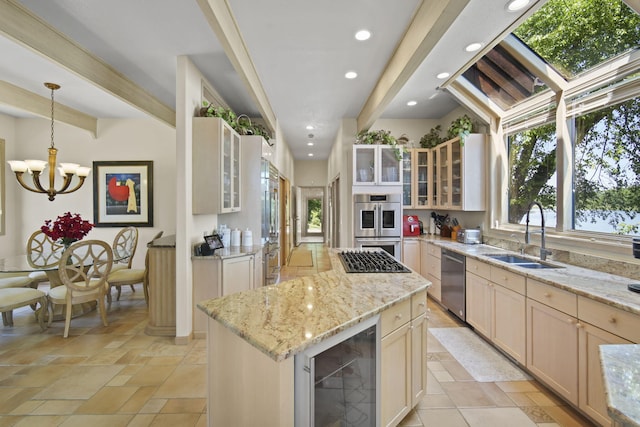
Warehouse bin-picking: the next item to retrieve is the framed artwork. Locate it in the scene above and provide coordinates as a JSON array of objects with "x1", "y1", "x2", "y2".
[{"x1": 92, "y1": 161, "x2": 153, "y2": 227}]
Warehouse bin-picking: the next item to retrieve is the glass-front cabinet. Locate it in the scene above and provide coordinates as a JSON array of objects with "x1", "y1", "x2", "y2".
[
  {"x1": 403, "y1": 149, "x2": 432, "y2": 209},
  {"x1": 192, "y1": 117, "x2": 242, "y2": 214},
  {"x1": 434, "y1": 134, "x2": 486, "y2": 211},
  {"x1": 353, "y1": 145, "x2": 402, "y2": 186}
]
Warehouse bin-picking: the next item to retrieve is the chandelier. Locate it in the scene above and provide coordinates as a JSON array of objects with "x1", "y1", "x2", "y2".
[{"x1": 7, "y1": 83, "x2": 91, "y2": 201}]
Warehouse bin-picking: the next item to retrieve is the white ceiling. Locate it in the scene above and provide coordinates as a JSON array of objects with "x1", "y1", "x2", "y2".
[{"x1": 0, "y1": 0, "x2": 540, "y2": 160}]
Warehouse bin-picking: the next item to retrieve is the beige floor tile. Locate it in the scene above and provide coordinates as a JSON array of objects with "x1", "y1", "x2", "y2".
[
  {"x1": 9, "y1": 399, "x2": 45, "y2": 415},
  {"x1": 519, "y1": 405, "x2": 557, "y2": 423},
  {"x1": 441, "y1": 382, "x2": 498, "y2": 408},
  {"x1": 33, "y1": 365, "x2": 124, "y2": 400},
  {"x1": 74, "y1": 386, "x2": 139, "y2": 414},
  {"x1": 439, "y1": 358, "x2": 474, "y2": 381},
  {"x1": 119, "y1": 386, "x2": 158, "y2": 414},
  {"x1": 398, "y1": 409, "x2": 422, "y2": 426},
  {"x1": 431, "y1": 369, "x2": 455, "y2": 382},
  {"x1": 125, "y1": 414, "x2": 157, "y2": 427},
  {"x1": 31, "y1": 399, "x2": 83, "y2": 415},
  {"x1": 153, "y1": 365, "x2": 206, "y2": 399},
  {"x1": 125, "y1": 365, "x2": 175, "y2": 387},
  {"x1": 477, "y1": 383, "x2": 516, "y2": 407},
  {"x1": 426, "y1": 371, "x2": 445, "y2": 395},
  {"x1": 416, "y1": 408, "x2": 468, "y2": 427},
  {"x1": 505, "y1": 391, "x2": 538, "y2": 407},
  {"x1": 527, "y1": 391, "x2": 566, "y2": 407},
  {"x1": 146, "y1": 413, "x2": 201, "y2": 427},
  {"x1": 416, "y1": 393, "x2": 456, "y2": 409},
  {"x1": 160, "y1": 398, "x2": 206, "y2": 414},
  {"x1": 459, "y1": 407, "x2": 538, "y2": 426},
  {"x1": 13, "y1": 415, "x2": 68, "y2": 426},
  {"x1": 495, "y1": 380, "x2": 541, "y2": 393},
  {"x1": 56, "y1": 414, "x2": 133, "y2": 426},
  {"x1": 139, "y1": 398, "x2": 167, "y2": 414}
]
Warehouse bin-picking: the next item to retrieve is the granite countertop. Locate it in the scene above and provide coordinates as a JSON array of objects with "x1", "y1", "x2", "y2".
[
  {"x1": 600, "y1": 345, "x2": 640, "y2": 426},
  {"x1": 192, "y1": 244, "x2": 263, "y2": 260},
  {"x1": 421, "y1": 237, "x2": 640, "y2": 316},
  {"x1": 197, "y1": 249, "x2": 430, "y2": 362}
]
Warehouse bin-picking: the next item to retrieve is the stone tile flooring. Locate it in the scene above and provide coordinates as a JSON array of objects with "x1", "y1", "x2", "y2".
[{"x1": 0, "y1": 243, "x2": 596, "y2": 426}]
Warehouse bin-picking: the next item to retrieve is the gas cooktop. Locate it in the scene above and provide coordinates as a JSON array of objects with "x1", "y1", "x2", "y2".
[{"x1": 338, "y1": 250, "x2": 411, "y2": 273}]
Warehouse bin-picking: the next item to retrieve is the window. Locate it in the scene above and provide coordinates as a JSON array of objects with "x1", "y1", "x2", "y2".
[
  {"x1": 507, "y1": 122, "x2": 557, "y2": 227},
  {"x1": 571, "y1": 96, "x2": 639, "y2": 235}
]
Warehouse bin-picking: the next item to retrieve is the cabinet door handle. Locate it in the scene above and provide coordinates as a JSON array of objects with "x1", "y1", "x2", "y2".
[
  {"x1": 608, "y1": 316, "x2": 617, "y2": 324},
  {"x1": 567, "y1": 318, "x2": 575, "y2": 324},
  {"x1": 576, "y1": 323, "x2": 583, "y2": 329},
  {"x1": 544, "y1": 292, "x2": 551, "y2": 298},
  {"x1": 395, "y1": 314, "x2": 403, "y2": 320},
  {"x1": 419, "y1": 302, "x2": 426, "y2": 308}
]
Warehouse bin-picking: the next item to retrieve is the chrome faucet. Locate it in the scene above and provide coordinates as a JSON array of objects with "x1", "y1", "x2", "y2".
[{"x1": 525, "y1": 201, "x2": 552, "y2": 261}]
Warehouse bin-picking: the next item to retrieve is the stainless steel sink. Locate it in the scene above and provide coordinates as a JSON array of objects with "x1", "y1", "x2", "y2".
[{"x1": 485, "y1": 254, "x2": 563, "y2": 269}]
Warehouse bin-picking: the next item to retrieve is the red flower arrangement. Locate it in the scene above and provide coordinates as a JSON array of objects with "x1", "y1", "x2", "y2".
[{"x1": 41, "y1": 212, "x2": 94, "y2": 246}]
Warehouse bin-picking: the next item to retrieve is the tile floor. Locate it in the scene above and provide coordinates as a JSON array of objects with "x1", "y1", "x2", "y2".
[{"x1": 0, "y1": 243, "x2": 596, "y2": 426}]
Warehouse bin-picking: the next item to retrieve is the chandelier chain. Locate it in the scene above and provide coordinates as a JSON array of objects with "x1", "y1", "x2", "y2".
[{"x1": 50, "y1": 85, "x2": 55, "y2": 149}]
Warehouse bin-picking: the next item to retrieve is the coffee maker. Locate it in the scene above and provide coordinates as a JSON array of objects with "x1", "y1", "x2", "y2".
[{"x1": 403, "y1": 215, "x2": 421, "y2": 236}]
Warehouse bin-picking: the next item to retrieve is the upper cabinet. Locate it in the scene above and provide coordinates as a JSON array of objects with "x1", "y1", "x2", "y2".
[
  {"x1": 434, "y1": 134, "x2": 486, "y2": 211},
  {"x1": 193, "y1": 117, "x2": 242, "y2": 214},
  {"x1": 402, "y1": 134, "x2": 485, "y2": 211},
  {"x1": 353, "y1": 145, "x2": 402, "y2": 187},
  {"x1": 403, "y1": 148, "x2": 433, "y2": 209}
]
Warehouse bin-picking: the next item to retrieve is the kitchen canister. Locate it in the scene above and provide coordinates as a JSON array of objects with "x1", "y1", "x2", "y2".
[
  {"x1": 230, "y1": 228, "x2": 241, "y2": 247},
  {"x1": 242, "y1": 228, "x2": 253, "y2": 247}
]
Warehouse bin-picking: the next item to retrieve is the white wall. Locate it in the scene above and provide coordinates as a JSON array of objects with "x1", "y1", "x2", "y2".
[
  {"x1": 1, "y1": 114, "x2": 175, "y2": 265},
  {"x1": 294, "y1": 160, "x2": 327, "y2": 186},
  {"x1": 370, "y1": 118, "x2": 440, "y2": 148}
]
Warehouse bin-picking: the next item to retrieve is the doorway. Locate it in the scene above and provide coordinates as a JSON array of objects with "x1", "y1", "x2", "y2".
[{"x1": 301, "y1": 187, "x2": 324, "y2": 243}]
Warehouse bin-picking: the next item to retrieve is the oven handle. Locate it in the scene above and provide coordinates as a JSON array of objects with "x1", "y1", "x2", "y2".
[{"x1": 443, "y1": 253, "x2": 464, "y2": 264}]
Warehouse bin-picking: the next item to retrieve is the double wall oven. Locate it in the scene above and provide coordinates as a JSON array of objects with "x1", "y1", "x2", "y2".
[{"x1": 353, "y1": 193, "x2": 402, "y2": 260}]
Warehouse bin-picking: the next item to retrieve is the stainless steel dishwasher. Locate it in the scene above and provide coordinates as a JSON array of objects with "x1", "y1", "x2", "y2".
[{"x1": 441, "y1": 249, "x2": 466, "y2": 321}]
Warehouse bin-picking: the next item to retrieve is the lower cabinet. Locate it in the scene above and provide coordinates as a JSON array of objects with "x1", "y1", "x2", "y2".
[
  {"x1": 402, "y1": 239, "x2": 421, "y2": 273},
  {"x1": 192, "y1": 254, "x2": 256, "y2": 338},
  {"x1": 526, "y1": 297, "x2": 579, "y2": 405},
  {"x1": 421, "y1": 241, "x2": 441, "y2": 301},
  {"x1": 381, "y1": 290, "x2": 427, "y2": 427},
  {"x1": 466, "y1": 259, "x2": 525, "y2": 364}
]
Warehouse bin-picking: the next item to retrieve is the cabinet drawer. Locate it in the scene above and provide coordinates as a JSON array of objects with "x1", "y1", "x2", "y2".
[
  {"x1": 426, "y1": 255, "x2": 441, "y2": 279},
  {"x1": 467, "y1": 258, "x2": 491, "y2": 280},
  {"x1": 490, "y1": 267, "x2": 526, "y2": 295},
  {"x1": 426, "y1": 244, "x2": 441, "y2": 258},
  {"x1": 527, "y1": 279, "x2": 577, "y2": 316},
  {"x1": 578, "y1": 296, "x2": 640, "y2": 343},
  {"x1": 411, "y1": 290, "x2": 427, "y2": 319},
  {"x1": 382, "y1": 298, "x2": 411, "y2": 336}
]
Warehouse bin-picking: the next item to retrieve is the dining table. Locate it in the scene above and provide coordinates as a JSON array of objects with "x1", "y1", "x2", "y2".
[{"x1": 0, "y1": 243, "x2": 122, "y2": 321}]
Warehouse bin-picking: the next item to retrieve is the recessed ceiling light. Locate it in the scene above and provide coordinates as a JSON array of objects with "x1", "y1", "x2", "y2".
[
  {"x1": 307, "y1": 142, "x2": 314, "y2": 146},
  {"x1": 407, "y1": 100, "x2": 417, "y2": 106},
  {"x1": 345, "y1": 71, "x2": 358, "y2": 79},
  {"x1": 308, "y1": 153, "x2": 314, "y2": 157},
  {"x1": 306, "y1": 125, "x2": 314, "y2": 130},
  {"x1": 506, "y1": 0, "x2": 531, "y2": 11},
  {"x1": 355, "y1": 30, "x2": 371, "y2": 41},
  {"x1": 465, "y1": 42, "x2": 483, "y2": 52},
  {"x1": 436, "y1": 72, "x2": 450, "y2": 79}
]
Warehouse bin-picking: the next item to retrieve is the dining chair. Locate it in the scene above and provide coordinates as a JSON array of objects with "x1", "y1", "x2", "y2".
[
  {"x1": 47, "y1": 240, "x2": 113, "y2": 338},
  {"x1": 110, "y1": 227, "x2": 139, "y2": 295},
  {"x1": 107, "y1": 230, "x2": 163, "y2": 306},
  {"x1": 27, "y1": 230, "x2": 64, "y2": 288}
]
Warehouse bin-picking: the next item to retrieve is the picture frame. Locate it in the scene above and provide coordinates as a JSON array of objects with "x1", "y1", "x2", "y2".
[{"x1": 92, "y1": 160, "x2": 154, "y2": 227}]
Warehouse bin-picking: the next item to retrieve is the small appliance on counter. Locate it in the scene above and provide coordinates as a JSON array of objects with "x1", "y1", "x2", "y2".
[
  {"x1": 403, "y1": 215, "x2": 421, "y2": 237},
  {"x1": 456, "y1": 228, "x2": 482, "y2": 244}
]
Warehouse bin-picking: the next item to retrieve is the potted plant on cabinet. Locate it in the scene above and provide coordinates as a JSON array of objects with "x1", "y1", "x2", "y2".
[
  {"x1": 199, "y1": 102, "x2": 271, "y2": 142},
  {"x1": 447, "y1": 115, "x2": 474, "y2": 145},
  {"x1": 355, "y1": 129, "x2": 405, "y2": 160}
]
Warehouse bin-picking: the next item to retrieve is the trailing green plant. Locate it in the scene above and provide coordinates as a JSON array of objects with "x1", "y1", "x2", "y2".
[
  {"x1": 355, "y1": 129, "x2": 405, "y2": 160},
  {"x1": 199, "y1": 102, "x2": 271, "y2": 141},
  {"x1": 420, "y1": 125, "x2": 445, "y2": 148},
  {"x1": 447, "y1": 115, "x2": 474, "y2": 144}
]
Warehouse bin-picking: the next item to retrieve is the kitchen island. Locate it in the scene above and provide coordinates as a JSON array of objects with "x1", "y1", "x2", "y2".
[{"x1": 197, "y1": 249, "x2": 430, "y2": 426}]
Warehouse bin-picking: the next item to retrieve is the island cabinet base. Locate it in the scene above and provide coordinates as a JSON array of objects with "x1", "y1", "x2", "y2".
[{"x1": 207, "y1": 319, "x2": 294, "y2": 427}]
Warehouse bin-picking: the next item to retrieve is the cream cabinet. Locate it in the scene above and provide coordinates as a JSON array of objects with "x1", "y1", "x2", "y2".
[
  {"x1": 577, "y1": 296, "x2": 637, "y2": 426},
  {"x1": 466, "y1": 259, "x2": 526, "y2": 364},
  {"x1": 434, "y1": 134, "x2": 485, "y2": 211},
  {"x1": 526, "y1": 280, "x2": 579, "y2": 405},
  {"x1": 402, "y1": 239, "x2": 421, "y2": 273},
  {"x1": 402, "y1": 149, "x2": 433, "y2": 208},
  {"x1": 192, "y1": 254, "x2": 256, "y2": 338},
  {"x1": 221, "y1": 255, "x2": 255, "y2": 295},
  {"x1": 381, "y1": 290, "x2": 427, "y2": 427},
  {"x1": 353, "y1": 145, "x2": 402, "y2": 186},
  {"x1": 193, "y1": 117, "x2": 242, "y2": 214},
  {"x1": 421, "y1": 241, "x2": 441, "y2": 301}
]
